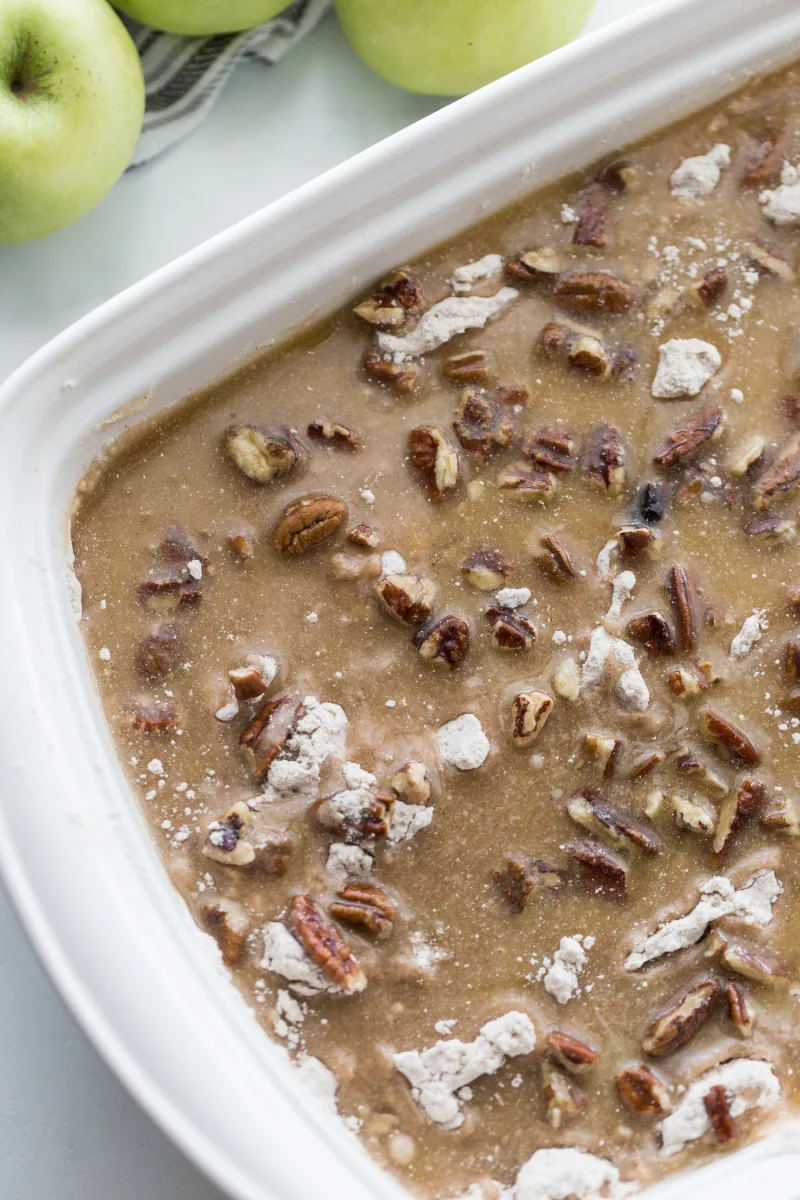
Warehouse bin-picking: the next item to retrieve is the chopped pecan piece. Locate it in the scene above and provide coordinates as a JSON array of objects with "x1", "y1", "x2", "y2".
[
  {"x1": 494, "y1": 855, "x2": 564, "y2": 912},
  {"x1": 740, "y1": 132, "x2": 785, "y2": 189},
  {"x1": 672, "y1": 794, "x2": 716, "y2": 836},
  {"x1": 668, "y1": 664, "x2": 707, "y2": 697},
  {"x1": 569, "y1": 840, "x2": 628, "y2": 896},
  {"x1": 252, "y1": 828, "x2": 293, "y2": 876},
  {"x1": 225, "y1": 424, "x2": 301, "y2": 485},
  {"x1": 375, "y1": 573, "x2": 436, "y2": 626},
  {"x1": 728, "y1": 433, "x2": 766, "y2": 477},
  {"x1": 347, "y1": 522, "x2": 380, "y2": 549},
  {"x1": 567, "y1": 791, "x2": 661, "y2": 855},
  {"x1": 312, "y1": 789, "x2": 392, "y2": 842},
  {"x1": 413, "y1": 614, "x2": 470, "y2": 668},
  {"x1": 506, "y1": 246, "x2": 562, "y2": 282},
  {"x1": 675, "y1": 753, "x2": 728, "y2": 797},
  {"x1": 553, "y1": 271, "x2": 639, "y2": 315},
  {"x1": 229, "y1": 531, "x2": 255, "y2": 560},
  {"x1": 694, "y1": 266, "x2": 729, "y2": 308},
  {"x1": 761, "y1": 793, "x2": 800, "y2": 833},
  {"x1": 642, "y1": 977, "x2": 721, "y2": 1058},
  {"x1": 229, "y1": 656, "x2": 276, "y2": 702},
  {"x1": 699, "y1": 708, "x2": 761, "y2": 765},
  {"x1": 703, "y1": 1084, "x2": 737, "y2": 1143},
  {"x1": 485, "y1": 606, "x2": 536, "y2": 650},
  {"x1": 743, "y1": 514, "x2": 797, "y2": 541},
  {"x1": 511, "y1": 690, "x2": 554, "y2": 746},
  {"x1": 442, "y1": 349, "x2": 491, "y2": 382},
  {"x1": 568, "y1": 333, "x2": 612, "y2": 379},
  {"x1": 783, "y1": 395, "x2": 800, "y2": 423},
  {"x1": 583, "y1": 734, "x2": 622, "y2": 778},
  {"x1": 391, "y1": 761, "x2": 432, "y2": 805},
  {"x1": 713, "y1": 778, "x2": 766, "y2": 854},
  {"x1": 746, "y1": 239, "x2": 796, "y2": 282},
  {"x1": 598, "y1": 158, "x2": 638, "y2": 192},
  {"x1": 525, "y1": 430, "x2": 576, "y2": 474},
  {"x1": 240, "y1": 693, "x2": 302, "y2": 780},
  {"x1": 726, "y1": 982, "x2": 755, "y2": 1037},
  {"x1": 497, "y1": 462, "x2": 557, "y2": 502},
  {"x1": 329, "y1": 883, "x2": 398, "y2": 940},
  {"x1": 134, "y1": 622, "x2": 180, "y2": 679},
  {"x1": 353, "y1": 270, "x2": 423, "y2": 327},
  {"x1": 547, "y1": 1031, "x2": 597, "y2": 1073},
  {"x1": 585, "y1": 424, "x2": 626, "y2": 494},
  {"x1": 307, "y1": 420, "x2": 361, "y2": 451},
  {"x1": 786, "y1": 638, "x2": 800, "y2": 686},
  {"x1": 617, "y1": 524, "x2": 656, "y2": 559},
  {"x1": 409, "y1": 425, "x2": 462, "y2": 500},
  {"x1": 290, "y1": 893, "x2": 366, "y2": 993},
  {"x1": 363, "y1": 354, "x2": 419, "y2": 393},
  {"x1": 653, "y1": 405, "x2": 727, "y2": 468},
  {"x1": 539, "y1": 321, "x2": 567, "y2": 356},
  {"x1": 461, "y1": 547, "x2": 514, "y2": 590},
  {"x1": 272, "y1": 493, "x2": 348, "y2": 555},
  {"x1": 542, "y1": 1061, "x2": 586, "y2": 1129},
  {"x1": 126, "y1": 699, "x2": 178, "y2": 734},
  {"x1": 627, "y1": 611, "x2": 676, "y2": 656},
  {"x1": 616, "y1": 1065, "x2": 671, "y2": 1117},
  {"x1": 753, "y1": 435, "x2": 800, "y2": 510},
  {"x1": 203, "y1": 801, "x2": 255, "y2": 867},
  {"x1": 572, "y1": 182, "x2": 610, "y2": 248},
  {"x1": 533, "y1": 424, "x2": 576, "y2": 455},
  {"x1": 666, "y1": 564, "x2": 697, "y2": 652},
  {"x1": 453, "y1": 388, "x2": 518, "y2": 459},
  {"x1": 633, "y1": 480, "x2": 669, "y2": 525},
  {"x1": 157, "y1": 523, "x2": 206, "y2": 567},
  {"x1": 136, "y1": 574, "x2": 202, "y2": 613},
  {"x1": 202, "y1": 898, "x2": 252, "y2": 967},
  {"x1": 537, "y1": 533, "x2": 577, "y2": 582},
  {"x1": 629, "y1": 750, "x2": 664, "y2": 778},
  {"x1": 721, "y1": 941, "x2": 785, "y2": 986}
]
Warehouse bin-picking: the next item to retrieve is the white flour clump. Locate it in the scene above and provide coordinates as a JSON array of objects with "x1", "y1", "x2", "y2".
[
  {"x1": 659, "y1": 1058, "x2": 780, "y2": 1157},
  {"x1": 730, "y1": 609, "x2": 767, "y2": 660},
  {"x1": 651, "y1": 338, "x2": 721, "y2": 398},
  {"x1": 293, "y1": 1053, "x2": 340, "y2": 1115},
  {"x1": 581, "y1": 627, "x2": 650, "y2": 713},
  {"x1": 262, "y1": 922, "x2": 338, "y2": 995},
  {"x1": 449, "y1": 253, "x2": 505, "y2": 294},
  {"x1": 495, "y1": 586, "x2": 531, "y2": 609},
  {"x1": 760, "y1": 161, "x2": 800, "y2": 225},
  {"x1": 262, "y1": 698, "x2": 348, "y2": 801},
  {"x1": 596, "y1": 537, "x2": 619, "y2": 580},
  {"x1": 377, "y1": 288, "x2": 518, "y2": 362},
  {"x1": 326, "y1": 842, "x2": 374, "y2": 880},
  {"x1": 513, "y1": 1147, "x2": 635, "y2": 1200},
  {"x1": 387, "y1": 801, "x2": 434, "y2": 844},
  {"x1": 539, "y1": 935, "x2": 594, "y2": 1005},
  {"x1": 606, "y1": 571, "x2": 636, "y2": 620},
  {"x1": 274, "y1": 989, "x2": 305, "y2": 1046},
  {"x1": 393, "y1": 1011, "x2": 536, "y2": 1129},
  {"x1": 435, "y1": 713, "x2": 490, "y2": 770},
  {"x1": 670, "y1": 143, "x2": 730, "y2": 201},
  {"x1": 625, "y1": 869, "x2": 782, "y2": 970},
  {"x1": 381, "y1": 550, "x2": 406, "y2": 577}
]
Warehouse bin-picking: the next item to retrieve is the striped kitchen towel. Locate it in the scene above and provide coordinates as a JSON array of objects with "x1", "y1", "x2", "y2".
[{"x1": 123, "y1": 0, "x2": 332, "y2": 167}]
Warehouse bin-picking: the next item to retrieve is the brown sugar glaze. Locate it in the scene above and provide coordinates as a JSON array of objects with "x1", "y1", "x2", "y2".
[{"x1": 71, "y1": 62, "x2": 800, "y2": 1199}]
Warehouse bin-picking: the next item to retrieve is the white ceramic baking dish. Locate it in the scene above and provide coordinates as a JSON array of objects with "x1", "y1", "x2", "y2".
[{"x1": 3, "y1": 1, "x2": 800, "y2": 1197}]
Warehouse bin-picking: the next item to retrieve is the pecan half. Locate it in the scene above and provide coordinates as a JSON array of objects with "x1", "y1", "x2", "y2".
[
  {"x1": 240, "y1": 693, "x2": 301, "y2": 780},
  {"x1": 202, "y1": 898, "x2": 251, "y2": 967},
  {"x1": 126, "y1": 699, "x2": 178, "y2": 734},
  {"x1": 727, "y1": 982, "x2": 755, "y2": 1037},
  {"x1": 511, "y1": 690, "x2": 554, "y2": 746},
  {"x1": 375, "y1": 573, "x2": 436, "y2": 626},
  {"x1": 572, "y1": 182, "x2": 610, "y2": 248},
  {"x1": 413, "y1": 614, "x2": 470, "y2": 668},
  {"x1": 307, "y1": 420, "x2": 361, "y2": 451},
  {"x1": 627, "y1": 611, "x2": 676, "y2": 656},
  {"x1": 694, "y1": 266, "x2": 729, "y2": 308},
  {"x1": 272, "y1": 493, "x2": 348, "y2": 555},
  {"x1": 666, "y1": 564, "x2": 697, "y2": 652},
  {"x1": 461, "y1": 547, "x2": 514, "y2": 590},
  {"x1": 713, "y1": 778, "x2": 766, "y2": 854},
  {"x1": 753, "y1": 435, "x2": 800, "y2": 510},
  {"x1": 390, "y1": 760, "x2": 432, "y2": 805},
  {"x1": 312, "y1": 788, "x2": 393, "y2": 842},
  {"x1": 505, "y1": 246, "x2": 562, "y2": 282},
  {"x1": 585, "y1": 424, "x2": 626, "y2": 494},
  {"x1": 616, "y1": 1065, "x2": 671, "y2": 1117},
  {"x1": 569, "y1": 840, "x2": 628, "y2": 896},
  {"x1": 703, "y1": 1084, "x2": 737, "y2": 1143},
  {"x1": 134, "y1": 622, "x2": 180, "y2": 679},
  {"x1": 363, "y1": 354, "x2": 420, "y2": 393},
  {"x1": 290, "y1": 893, "x2": 366, "y2": 993},
  {"x1": 538, "y1": 534, "x2": 577, "y2": 582},
  {"x1": 542, "y1": 1062, "x2": 586, "y2": 1128},
  {"x1": 409, "y1": 425, "x2": 461, "y2": 500},
  {"x1": 699, "y1": 708, "x2": 761, "y2": 765},
  {"x1": 485, "y1": 606, "x2": 536, "y2": 650},
  {"x1": 347, "y1": 522, "x2": 380, "y2": 549},
  {"x1": 442, "y1": 349, "x2": 491, "y2": 382},
  {"x1": 553, "y1": 271, "x2": 639, "y2": 315},
  {"x1": 497, "y1": 462, "x2": 557, "y2": 502},
  {"x1": 567, "y1": 791, "x2": 661, "y2": 855},
  {"x1": 653, "y1": 405, "x2": 726, "y2": 468},
  {"x1": 633, "y1": 480, "x2": 669, "y2": 525},
  {"x1": 329, "y1": 883, "x2": 398, "y2": 940},
  {"x1": 494, "y1": 855, "x2": 563, "y2": 912},
  {"x1": 225, "y1": 425, "x2": 301, "y2": 485},
  {"x1": 642, "y1": 977, "x2": 721, "y2": 1058},
  {"x1": 547, "y1": 1031, "x2": 597, "y2": 1073},
  {"x1": 453, "y1": 388, "x2": 518, "y2": 459}
]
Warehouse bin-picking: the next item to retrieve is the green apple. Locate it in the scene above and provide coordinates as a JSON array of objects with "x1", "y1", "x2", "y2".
[
  {"x1": 335, "y1": 0, "x2": 594, "y2": 96},
  {"x1": 112, "y1": 0, "x2": 292, "y2": 36},
  {"x1": 0, "y1": 0, "x2": 144, "y2": 243}
]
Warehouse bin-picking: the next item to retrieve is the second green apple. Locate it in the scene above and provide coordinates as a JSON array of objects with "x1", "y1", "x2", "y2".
[
  {"x1": 335, "y1": 0, "x2": 594, "y2": 95},
  {"x1": 113, "y1": 0, "x2": 292, "y2": 35}
]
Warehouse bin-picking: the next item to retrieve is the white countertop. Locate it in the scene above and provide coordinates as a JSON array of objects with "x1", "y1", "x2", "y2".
[{"x1": 0, "y1": 3, "x2": 652, "y2": 1196}]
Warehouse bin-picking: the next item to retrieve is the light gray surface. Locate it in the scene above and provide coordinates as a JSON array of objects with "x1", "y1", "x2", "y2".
[{"x1": 0, "y1": 2, "x2": 651, "y2": 1196}]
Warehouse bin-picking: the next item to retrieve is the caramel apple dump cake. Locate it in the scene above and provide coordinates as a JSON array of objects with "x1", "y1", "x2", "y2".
[{"x1": 72, "y1": 64, "x2": 800, "y2": 1200}]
